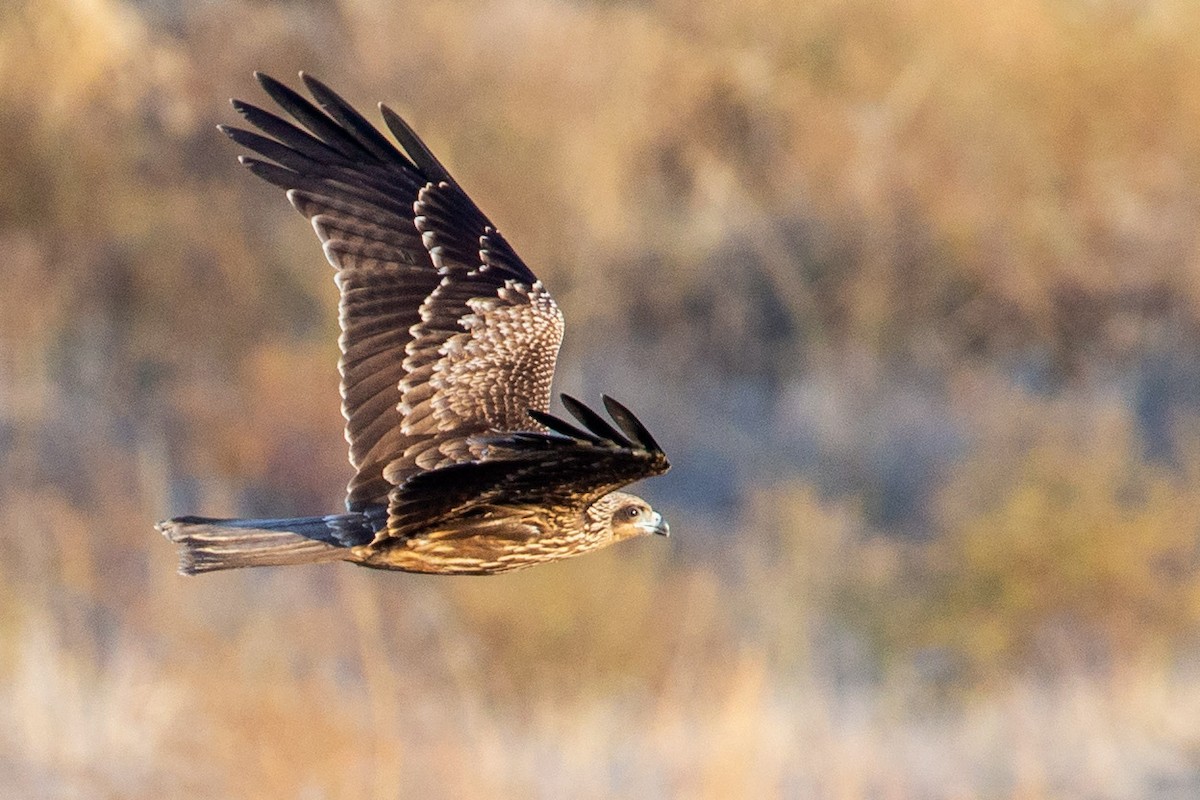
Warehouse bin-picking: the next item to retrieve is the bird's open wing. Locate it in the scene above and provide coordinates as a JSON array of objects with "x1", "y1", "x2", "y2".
[
  {"x1": 383, "y1": 396, "x2": 669, "y2": 541},
  {"x1": 222, "y1": 73, "x2": 563, "y2": 509}
]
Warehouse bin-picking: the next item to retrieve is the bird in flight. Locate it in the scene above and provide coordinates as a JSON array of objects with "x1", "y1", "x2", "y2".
[{"x1": 158, "y1": 73, "x2": 670, "y2": 575}]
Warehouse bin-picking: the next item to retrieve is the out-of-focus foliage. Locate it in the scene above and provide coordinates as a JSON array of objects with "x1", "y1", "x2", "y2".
[
  {"x1": 854, "y1": 405, "x2": 1200, "y2": 682},
  {"x1": 934, "y1": 414, "x2": 1200, "y2": 671},
  {"x1": 4, "y1": 0, "x2": 1200, "y2": 796}
]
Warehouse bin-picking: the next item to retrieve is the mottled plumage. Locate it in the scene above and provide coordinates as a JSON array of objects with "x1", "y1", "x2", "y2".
[{"x1": 158, "y1": 73, "x2": 670, "y2": 575}]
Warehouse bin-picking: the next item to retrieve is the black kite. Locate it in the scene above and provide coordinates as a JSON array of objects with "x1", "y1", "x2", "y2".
[{"x1": 158, "y1": 73, "x2": 670, "y2": 575}]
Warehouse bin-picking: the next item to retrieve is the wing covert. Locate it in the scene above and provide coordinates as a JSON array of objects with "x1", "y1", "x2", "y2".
[{"x1": 384, "y1": 180, "x2": 565, "y2": 481}]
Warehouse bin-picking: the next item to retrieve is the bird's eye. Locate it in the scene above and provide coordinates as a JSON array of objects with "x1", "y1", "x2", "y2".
[{"x1": 626, "y1": 507, "x2": 640, "y2": 518}]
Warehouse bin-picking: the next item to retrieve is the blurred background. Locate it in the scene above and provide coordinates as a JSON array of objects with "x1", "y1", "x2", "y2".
[{"x1": 3, "y1": 0, "x2": 1200, "y2": 796}]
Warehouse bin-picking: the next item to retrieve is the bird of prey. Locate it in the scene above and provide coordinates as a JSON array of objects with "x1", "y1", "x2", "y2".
[{"x1": 158, "y1": 73, "x2": 670, "y2": 575}]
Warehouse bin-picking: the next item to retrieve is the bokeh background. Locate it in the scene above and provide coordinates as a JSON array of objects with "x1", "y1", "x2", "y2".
[{"x1": 3, "y1": 0, "x2": 1200, "y2": 796}]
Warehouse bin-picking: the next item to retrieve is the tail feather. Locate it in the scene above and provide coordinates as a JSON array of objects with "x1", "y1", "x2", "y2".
[{"x1": 157, "y1": 509, "x2": 385, "y2": 575}]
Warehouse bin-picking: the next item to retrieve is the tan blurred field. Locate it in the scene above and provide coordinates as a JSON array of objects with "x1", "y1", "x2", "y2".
[{"x1": 4, "y1": 0, "x2": 1200, "y2": 796}]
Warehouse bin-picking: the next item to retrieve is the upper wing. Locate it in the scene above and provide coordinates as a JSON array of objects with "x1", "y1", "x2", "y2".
[
  {"x1": 222, "y1": 73, "x2": 563, "y2": 509},
  {"x1": 386, "y1": 180, "x2": 564, "y2": 481},
  {"x1": 384, "y1": 395, "x2": 670, "y2": 540}
]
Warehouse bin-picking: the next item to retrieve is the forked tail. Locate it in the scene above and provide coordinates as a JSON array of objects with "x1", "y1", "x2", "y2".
[{"x1": 157, "y1": 509, "x2": 384, "y2": 575}]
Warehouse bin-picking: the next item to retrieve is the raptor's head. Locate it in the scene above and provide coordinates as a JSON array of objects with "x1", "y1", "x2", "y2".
[{"x1": 588, "y1": 491, "x2": 670, "y2": 543}]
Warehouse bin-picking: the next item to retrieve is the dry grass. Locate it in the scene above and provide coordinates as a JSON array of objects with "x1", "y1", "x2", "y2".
[
  {"x1": 3, "y1": 0, "x2": 1200, "y2": 796},
  {"x1": 4, "y1": 592, "x2": 1200, "y2": 798}
]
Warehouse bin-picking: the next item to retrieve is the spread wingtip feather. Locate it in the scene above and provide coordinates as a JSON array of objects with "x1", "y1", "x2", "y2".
[{"x1": 601, "y1": 395, "x2": 663, "y2": 454}]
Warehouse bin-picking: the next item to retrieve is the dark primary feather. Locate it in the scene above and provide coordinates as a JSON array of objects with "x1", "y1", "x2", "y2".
[
  {"x1": 230, "y1": 100, "x2": 352, "y2": 165},
  {"x1": 379, "y1": 104, "x2": 455, "y2": 184},
  {"x1": 602, "y1": 394, "x2": 664, "y2": 452},
  {"x1": 256, "y1": 71, "x2": 375, "y2": 163},
  {"x1": 527, "y1": 408, "x2": 605, "y2": 445},
  {"x1": 300, "y1": 73, "x2": 405, "y2": 165},
  {"x1": 560, "y1": 394, "x2": 633, "y2": 448}
]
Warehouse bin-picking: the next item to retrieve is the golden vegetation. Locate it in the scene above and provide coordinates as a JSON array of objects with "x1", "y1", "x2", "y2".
[
  {"x1": 3, "y1": 0, "x2": 1200, "y2": 796},
  {"x1": 859, "y1": 406, "x2": 1200, "y2": 682}
]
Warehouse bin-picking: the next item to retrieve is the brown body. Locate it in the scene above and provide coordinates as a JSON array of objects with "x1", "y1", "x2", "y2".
[
  {"x1": 353, "y1": 493, "x2": 659, "y2": 574},
  {"x1": 158, "y1": 73, "x2": 670, "y2": 575}
]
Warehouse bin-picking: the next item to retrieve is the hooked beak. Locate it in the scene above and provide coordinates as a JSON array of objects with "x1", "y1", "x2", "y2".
[{"x1": 637, "y1": 511, "x2": 670, "y2": 538}]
